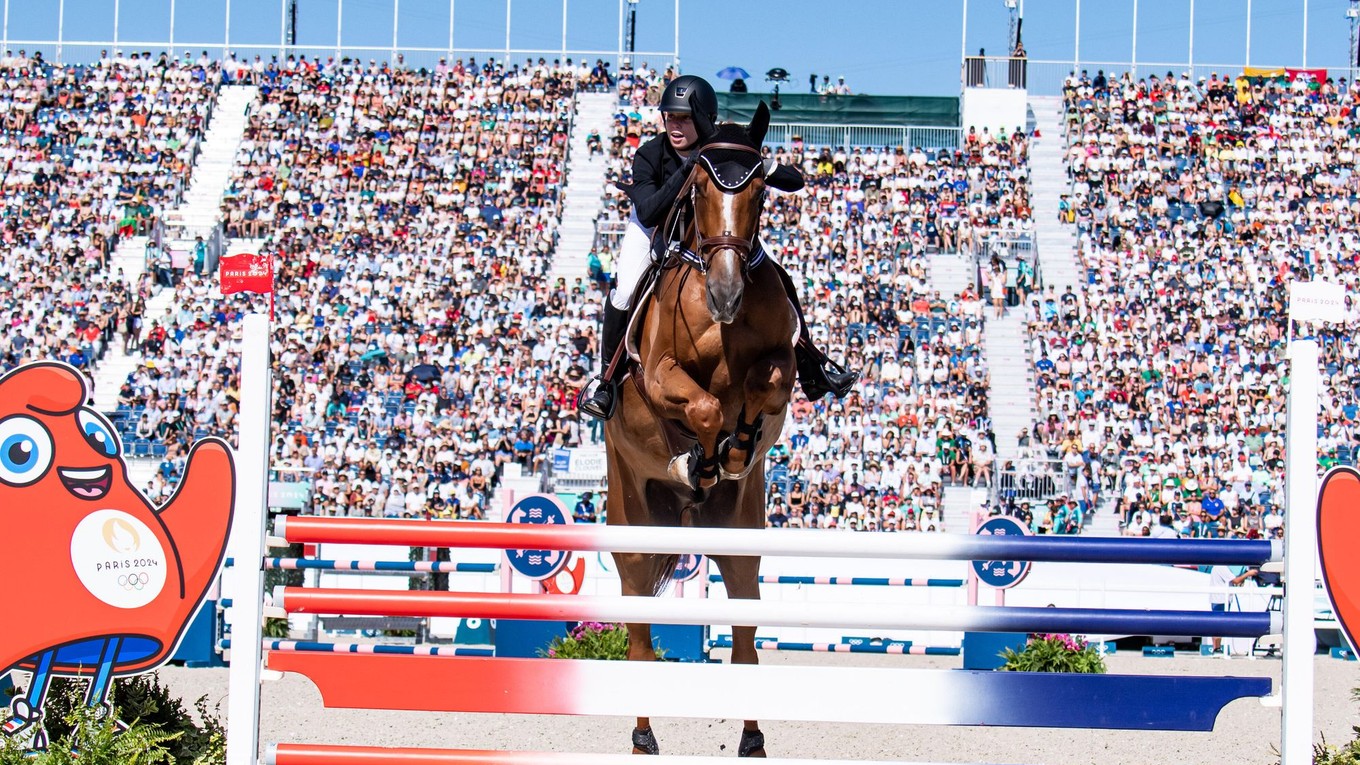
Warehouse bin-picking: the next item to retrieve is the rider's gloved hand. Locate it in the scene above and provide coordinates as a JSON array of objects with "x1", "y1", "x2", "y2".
[{"x1": 690, "y1": 93, "x2": 718, "y2": 146}]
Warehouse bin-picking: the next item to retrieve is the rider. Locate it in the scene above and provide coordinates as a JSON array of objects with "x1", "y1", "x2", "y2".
[{"x1": 577, "y1": 74, "x2": 857, "y2": 421}]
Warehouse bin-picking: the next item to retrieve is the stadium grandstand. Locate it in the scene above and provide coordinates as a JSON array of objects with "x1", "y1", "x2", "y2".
[{"x1": 0, "y1": 0, "x2": 1351, "y2": 549}]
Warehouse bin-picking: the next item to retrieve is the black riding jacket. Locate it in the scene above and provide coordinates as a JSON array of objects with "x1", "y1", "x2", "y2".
[{"x1": 621, "y1": 133, "x2": 805, "y2": 231}]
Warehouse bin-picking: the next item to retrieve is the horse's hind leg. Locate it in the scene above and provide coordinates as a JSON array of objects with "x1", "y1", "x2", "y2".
[
  {"x1": 721, "y1": 353, "x2": 793, "y2": 479},
  {"x1": 711, "y1": 553, "x2": 766, "y2": 757},
  {"x1": 613, "y1": 551, "x2": 664, "y2": 754}
]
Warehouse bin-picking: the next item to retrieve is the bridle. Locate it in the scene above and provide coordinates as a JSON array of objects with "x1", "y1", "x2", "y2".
[{"x1": 657, "y1": 141, "x2": 768, "y2": 276}]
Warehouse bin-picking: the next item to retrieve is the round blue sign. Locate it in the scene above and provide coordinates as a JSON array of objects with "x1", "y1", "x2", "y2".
[
  {"x1": 671, "y1": 554, "x2": 705, "y2": 583},
  {"x1": 505, "y1": 494, "x2": 572, "y2": 581},
  {"x1": 972, "y1": 516, "x2": 1031, "y2": 589}
]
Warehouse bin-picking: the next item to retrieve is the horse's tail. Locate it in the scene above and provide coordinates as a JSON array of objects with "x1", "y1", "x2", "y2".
[{"x1": 647, "y1": 554, "x2": 681, "y2": 597}]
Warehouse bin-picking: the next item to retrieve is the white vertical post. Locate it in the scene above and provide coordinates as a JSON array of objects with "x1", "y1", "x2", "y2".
[
  {"x1": 113, "y1": 0, "x2": 120, "y2": 50},
  {"x1": 1245, "y1": 0, "x2": 1252, "y2": 67},
  {"x1": 2, "y1": 0, "x2": 7, "y2": 57},
  {"x1": 336, "y1": 0, "x2": 343, "y2": 59},
  {"x1": 1281, "y1": 338, "x2": 1319, "y2": 765},
  {"x1": 505, "y1": 0, "x2": 511, "y2": 61},
  {"x1": 1130, "y1": 0, "x2": 1137, "y2": 76},
  {"x1": 279, "y1": 0, "x2": 286, "y2": 60},
  {"x1": 56, "y1": 0, "x2": 63, "y2": 63},
  {"x1": 1303, "y1": 0, "x2": 1309, "y2": 68},
  {"x1": 1188, "y1": 0, "x2": 1194, "y2": 73},
  {"x1": 561, "y1": 0, "x2": 568, "y2": 61},
  {"x1": 448, "y1": 0, "x2": 455, "y2": 57},
  {"x1": 617, "y1": 0, "x2": 623, "y2": 66},
  {"x1": 225, "y1": 0, "x2": 232, "y2": 60},
  {"x1": 674, "y1": 0, "x2": 680, "y2": 67},
  {"x1": 223, "y1": 313, "x2": 273, "y2": 765},
  {"x1": 170, "y1": 0, "x2": 176, "y2": 58},
  {"x1": 392, "y1": 0, "x2": 399, "y2": 64},
  {"x1": 1072, "y1": 0, "x2": 1079, "y2": 70},
  {"x1": 961, "y1": 0, "x2": 968, "y2": 72}
]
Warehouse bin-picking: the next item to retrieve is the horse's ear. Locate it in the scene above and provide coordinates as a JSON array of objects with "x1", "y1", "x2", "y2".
[{"x1": 747, "y1": 101, "x2": 770, "y2": 146}]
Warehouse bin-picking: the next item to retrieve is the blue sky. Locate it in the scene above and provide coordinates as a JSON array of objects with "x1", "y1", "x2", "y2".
[{"x1": 4, "y1": 0, "x2": 1356, "y2": 95}]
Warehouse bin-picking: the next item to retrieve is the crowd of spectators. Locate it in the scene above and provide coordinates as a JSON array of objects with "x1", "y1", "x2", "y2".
[
  {"x1": 31, "y1": 53, "x2": 1350, "y2": 543},
  {"x1": 1011, "y1": 67, "x2": 1360, "y2": 540},
  {"x1": 0, "y1": 52, "x2": 218, "y2": 446},
  {"x1": 112, "y1": 54, "x2": 605, "y2": 515},
  {"x1": 589, "y1": 71, "x2": 1036, "y2": 532}
]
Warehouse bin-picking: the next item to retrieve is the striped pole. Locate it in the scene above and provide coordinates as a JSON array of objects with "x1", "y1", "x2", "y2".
[
  {"x1": 273, "y1": 587, "x2": 1278, "y2": 638},
  {"x1": 276, "y1": 517, "x2": 1280, "y2": 565},
  {"x1": 263, "y1": 558, "x2": 498, "y2": 574},
  {"x1": 708, "y1": 636, "x2": 960, "y2": 656},
  {"x1": 263, "y1": 651, "x2": 1271, "y2": 729},
  {"x1": 222, "y1": 639, "x2": 493, "y2": 657}
]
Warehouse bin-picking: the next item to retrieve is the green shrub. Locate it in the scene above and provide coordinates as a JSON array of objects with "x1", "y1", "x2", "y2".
[
  {"x1": 999, "y1": 633, "x2": 1108, "y2": 674},
  {"x1": 1, "y1": 674, "x2": 224, "y2": 764},
  {"x1": 539, "y1": 622, "x2": 664, "y2": 661}
]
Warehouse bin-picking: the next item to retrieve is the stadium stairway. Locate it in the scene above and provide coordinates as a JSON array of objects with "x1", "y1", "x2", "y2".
[
  {"x1": 92, "y1": 236, "x2": 177, "y2": 411},
  {"x1": 1026, "y1": 96, "x2": 1084, "y2": 294},
  {"x1": 162, "y1": 84, "x2": 260, "y2": 237},
  {"x1": 550, "y1": 92, "x2": 617, "y2": 281},
  {"x1": 984, "y1": 307, "x2": 1034, "y2": 462},
  {"x1": 927, "y1": 248, "x2": 975, "y2": 301}
]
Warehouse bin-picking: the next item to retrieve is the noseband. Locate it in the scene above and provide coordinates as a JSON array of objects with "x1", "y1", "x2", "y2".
[{"x1": 661, "y1": 141, "x2": 767, "y2": 276}]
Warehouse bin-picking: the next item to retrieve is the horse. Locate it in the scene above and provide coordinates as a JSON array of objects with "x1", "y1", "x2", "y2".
[{"x1": 603, "y1": 103, "x2": 796, "y2": 758}]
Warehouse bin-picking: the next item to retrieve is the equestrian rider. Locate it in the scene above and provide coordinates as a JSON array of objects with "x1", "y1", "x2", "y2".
[{"x1": 578, "y1": 74, "x2": 857, "y2": 421}]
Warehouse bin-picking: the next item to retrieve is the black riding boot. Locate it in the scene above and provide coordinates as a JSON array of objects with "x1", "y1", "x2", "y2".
[
  {"x1": 577, "y1": 304, "x2": 630, "y2": 420},
  {"x1": 770, "y1": 261, "x2": 858, "y2": 401}
]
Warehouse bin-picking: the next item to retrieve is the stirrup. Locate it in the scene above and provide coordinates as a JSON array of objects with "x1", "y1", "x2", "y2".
[{"x1": 575, "y1": 377, "x2": 618, "y2": 421}]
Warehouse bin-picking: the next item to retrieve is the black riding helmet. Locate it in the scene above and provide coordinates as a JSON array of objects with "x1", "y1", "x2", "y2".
[{"x1": 659, "y1": 75, "x2": 718, "y2": 122}]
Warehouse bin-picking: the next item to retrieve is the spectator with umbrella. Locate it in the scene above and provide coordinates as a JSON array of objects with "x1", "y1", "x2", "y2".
[{"x1": 716, "y1": 66, "x2": 749, "y2": 93}]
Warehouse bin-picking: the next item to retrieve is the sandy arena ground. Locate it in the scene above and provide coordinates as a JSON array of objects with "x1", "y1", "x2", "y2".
[{"x1": 151, "y1": 650, "x2": 1360, "y2": 764}]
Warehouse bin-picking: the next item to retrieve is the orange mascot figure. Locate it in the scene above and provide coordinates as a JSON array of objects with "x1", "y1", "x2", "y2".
[{"x1": 0, "y1": 362, "x2": 234, "y2": 748}]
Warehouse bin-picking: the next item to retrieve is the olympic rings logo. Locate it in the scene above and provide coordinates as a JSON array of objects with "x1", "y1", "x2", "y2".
[{"x1": 117, "y1": 572, "x2": 151, "y2": 591}]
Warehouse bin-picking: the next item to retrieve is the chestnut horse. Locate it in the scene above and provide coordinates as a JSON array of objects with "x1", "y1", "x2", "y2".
[{"x1": 604, "y1": 104, "x2": 796, "y2": 757}]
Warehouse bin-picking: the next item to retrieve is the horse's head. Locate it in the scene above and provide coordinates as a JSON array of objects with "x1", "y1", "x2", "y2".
[{"x1": 688, "y1": 102, "x2": 772, "y2": 324}]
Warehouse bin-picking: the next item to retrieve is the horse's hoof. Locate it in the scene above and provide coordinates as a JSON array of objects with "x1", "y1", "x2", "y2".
[
  {"x1": 738, "y1": 728, "x2": 766, "y2": 757},
  {"x1": 631, "y1": 726, "x2": 660, "y2": 755}
]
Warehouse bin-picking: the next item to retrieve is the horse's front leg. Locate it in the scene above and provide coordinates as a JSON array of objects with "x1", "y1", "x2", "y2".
[
  {"x1": 720, "y1": 352, "x2": 794, "y2": 479},
  {"x1": 646, "y1": 356, "x2": 724, "y2": 492},
  {"x1": 712, "y1": 553, "x2": 766, "y2": 757}
]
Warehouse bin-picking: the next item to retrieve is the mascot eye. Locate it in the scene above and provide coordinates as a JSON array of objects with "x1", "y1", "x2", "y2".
[
  {"x1": 0, "y1": 415, "x2": 54, "y2": 486},
  {"x1": 78, "y1": 409, "x2": 120, "y2": 458}
]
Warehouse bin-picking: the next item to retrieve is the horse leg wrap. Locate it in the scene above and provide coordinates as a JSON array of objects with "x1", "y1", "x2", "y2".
[
  {"x1": 687, "y1": 444, "x2": 720, "y2": 489},
  {"x1": 738, "y1": 728, "x2": 765, "y2": 757},
  {"x1": 719, "y1": 412, "x2": 764, "y2": 480},
  {"x1": 632, "y1": 726, "x2": 660, "y2": 755}
]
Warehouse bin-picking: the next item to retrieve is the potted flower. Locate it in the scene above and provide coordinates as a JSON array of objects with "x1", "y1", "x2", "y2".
[{"x1": 999, "y1": 633, "x2": 1108, "y2": 674}]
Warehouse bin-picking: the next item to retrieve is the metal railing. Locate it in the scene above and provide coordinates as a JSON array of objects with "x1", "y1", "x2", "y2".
[
  {"x1": 764, "y1": 123, "x2": 961, "y2": 151},
  {"x1": 962, "y1": 56, "x2": 1029, "y2": 90},
  {"x1": 1024, "y1": 60, "x2": 1357, "y2": 98},
  {"x1": 996, "y1": 458, "x2": 1069, "y2": 503}
]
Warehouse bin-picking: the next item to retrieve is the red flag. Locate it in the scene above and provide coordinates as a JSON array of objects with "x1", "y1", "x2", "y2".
[{"x1": 219, "y1": 252, "x2": 274, "y2": 295}]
